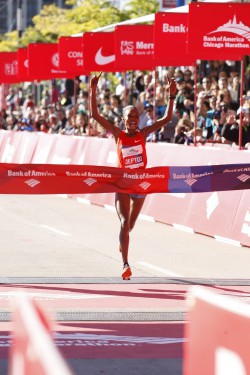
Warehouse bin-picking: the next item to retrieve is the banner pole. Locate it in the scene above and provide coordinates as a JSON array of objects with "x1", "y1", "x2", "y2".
[
  {"x1": 153, "y1": 67, "x2": 156, "y2": 123},
  {"x1": 193, "y1": 61, "x2": 198, "y2": 147},
  {"x1": 239, "y1": 57, "x2": 245, "y2": 150},
  {"x1": 87, "y1": 74, "x2": 91, "y2": 135},
  {"x1": 124, "y1": 71, "x2": 127, "y2": 107},
  {"x1": 74, "y1": 76, "x2": 77, "y2": 125}
]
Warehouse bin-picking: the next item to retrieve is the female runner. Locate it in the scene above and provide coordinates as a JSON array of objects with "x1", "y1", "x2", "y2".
[{"x1": 90, "y1": 73, "x2": 177, "y2": 280}]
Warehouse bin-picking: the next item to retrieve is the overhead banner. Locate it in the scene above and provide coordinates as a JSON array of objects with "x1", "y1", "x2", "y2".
[
  {"x1": 83, "y1": 32, "x2": 116, "y2": 73},
  {"x1": 58, "y1": 36, "x2": 86, "y2": 76},
  {"x1": 17, "y1": 48, "x2": 29, "y2": 82},
  {"x1": 28, "y1": 43, "x2": 70, "y2": 81},
  {"x1": 154, "y1": 12, "x2": 195, "y2": 66},
  {"x1": 115, "y1": 25, "x2": 155, "y2": 71},
  {"x1": 188, "y1": 3, "x2": 250, "y2": 59},
  {"x1": 1, "y1": 163, "x2": 250, "y2": 195},
  {"x1": 0, "y1": 52, "x2": 18, "y2": 84}
]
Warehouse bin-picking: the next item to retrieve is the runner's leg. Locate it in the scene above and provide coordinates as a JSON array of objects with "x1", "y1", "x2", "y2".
[
  {"x1": 115, "y1": 192, "x2": 131, "y2": 265},
  {"x1": 129, "y1": 197, "x2": 146, "y2": 232}
]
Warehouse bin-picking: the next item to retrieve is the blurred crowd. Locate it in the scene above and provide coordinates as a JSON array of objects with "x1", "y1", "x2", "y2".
[{"x1": 1, "y1": 59, "x2": 250, "y2": 148}]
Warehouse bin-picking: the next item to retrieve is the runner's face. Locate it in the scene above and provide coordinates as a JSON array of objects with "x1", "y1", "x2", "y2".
[{"x1": 124, "y1": 108, "x2": 139, "y2": 131}]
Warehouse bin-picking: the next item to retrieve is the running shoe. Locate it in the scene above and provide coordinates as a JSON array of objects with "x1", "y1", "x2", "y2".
[{"x1": 122, "y1": 264, "x2": 132, "y2": 280}]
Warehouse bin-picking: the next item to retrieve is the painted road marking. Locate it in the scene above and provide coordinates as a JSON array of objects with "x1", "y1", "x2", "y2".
[
  {"x1": 0, "y1": 291, "x2": 114, "y2": 301},
  {"x1": 138, "y1": 262, "x2": 182, "y2": 277},
  {"x1": 39, "y1": 224, "x2": 71, "y2": 236},
  {"x1": 0, "y1": 333, "x2": 186, "y2": 347}
]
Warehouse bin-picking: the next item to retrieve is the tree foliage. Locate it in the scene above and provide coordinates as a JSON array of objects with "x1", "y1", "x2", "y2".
[
  {"x1": 125, "y1": 0, "x2": 159, "y2": 18},
  {"x1": 0, "y1": 0, "x2": 157, "y2": 52}
]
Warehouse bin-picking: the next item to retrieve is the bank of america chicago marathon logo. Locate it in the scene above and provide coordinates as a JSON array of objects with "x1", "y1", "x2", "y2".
[
  {"x1": 120, "y1": 40, "x2": 154, "y2": 56},
  {"x1": 25, "y1": 179, "x2": 41, "y2": 188},
  {"x1": 204, "y1": 15, "x2": 250, "y2": 49}
]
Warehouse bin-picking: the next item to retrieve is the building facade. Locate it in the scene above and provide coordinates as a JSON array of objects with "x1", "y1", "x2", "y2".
[{"x1": 0, "y1": 0, "x2": 71, "y2": 35}]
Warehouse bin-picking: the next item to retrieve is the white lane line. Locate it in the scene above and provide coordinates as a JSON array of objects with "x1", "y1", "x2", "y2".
[
  {"x1": 138, "y1": 214, "x2": 155, "y2": 222},
  {"x1": 0, "y1": 291, "x2": 113, "y2": 300},
  {"x1": 39, "y1": 225, "x2": 71, "y2": 237},
  {"x1": 214, "y1": 235, "x2": 241, "y2": 247},
  {"x1": 104, "y1": 205, "x2": 116, "y2": 211},
  {"x1": 137, "y1": 261, "x2": 182, "y2": 277},
  {"x1": 173, "y1": 224, "x2": 194, "y2": 234},
  {"x1": 76, "y1": 197, "x2": 91, "y2": 205}
]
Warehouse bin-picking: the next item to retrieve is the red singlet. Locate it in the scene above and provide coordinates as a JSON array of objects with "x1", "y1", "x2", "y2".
[{"x1": 117, "y1": 130, "x2": 147, "y2": 169}]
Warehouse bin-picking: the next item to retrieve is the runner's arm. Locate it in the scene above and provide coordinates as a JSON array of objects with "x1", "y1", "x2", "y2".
[
  {"x1": 141, "y1": 77, "x2": 177, "y2": 139},
  {"x1": 90, "y1": 73, "x2": 120, "y2": 139}
]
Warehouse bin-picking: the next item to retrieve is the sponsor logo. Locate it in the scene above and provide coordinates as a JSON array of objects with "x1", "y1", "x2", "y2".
[
  {"x1": 24, "y1": 59, "x2": 29, "y2": 68},
  {"x1": 95, "y1": 47, "x2": 115, "y2": 65},
  {"x1": 84, "y1": 178, "x2": 97, "y2": 186},
  {"x1": 237, "y1": 174, "x2": 250, "y2": 183},
  {"x1": 68, "y1": 51, "x2": 83, "y2": 58},
  {"x1": 203, "y1": 15, "x2": 250, "y2": 49},
  {"x1": 139, "y1": 181, "x2": 151, "y2": 190},
  {"x1": 4, "y1": 60, "x2": 18, "y2": 76},
  {"x1": 52, "y1": 52, "x2": 59, "y2": 67},
  {"x1": 120, "y1": 41, "x2": 154, "y2": 56},
  {"x1": 184, "y1": 178, "x2": 197, "y2": 186},
  {"x1": 162, "y1": 23, "x2": 187, "y2": 33},
  {"x1": 208, "y1": 15, "x2": 250, "y2": 41},
  {"x1": 121, "y1": 41, "x2": 134, "y2": 55},
  {"x1": 25, "y1": 179, "x2": 40, "y2": 188}
]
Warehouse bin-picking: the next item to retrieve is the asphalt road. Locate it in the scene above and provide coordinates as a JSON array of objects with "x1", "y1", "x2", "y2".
[
  {"x1": 0, "y1": 194, "x2": 250, "y2": 375},
  {"x1": 0, "y1": 194, "x2": 250, "y2": 279}
]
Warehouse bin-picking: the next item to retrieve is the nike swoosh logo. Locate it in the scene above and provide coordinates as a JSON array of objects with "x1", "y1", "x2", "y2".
[{"x1": 95, "y1": 47, "x2": 115, "y2": 65}]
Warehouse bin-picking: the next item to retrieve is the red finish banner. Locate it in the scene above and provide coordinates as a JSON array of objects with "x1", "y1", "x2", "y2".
[
  {"x1": 154, "y1": 12, "x2": 195, "y2": 66},
  {"x1": 59, "y1": 36, "x2": 86, "y2": 75},
  {"x1": 17, "y1": 48, "x2": 29, "y2": 82},
  {"x1": 83, "y1": 32, "x2": 116, "y2": 73},
  {"x1": 115, "y1": 25, "x2": 155, "y2": 71},
  {"x1": 187, "y1": 3, "x2": 250, "y2": 59},
  {"x1": 0, "y1": 52, "x2": 18, "y2": 84},
  {"x1": 28, "y1": 43, "x2": 70, "y2": 81},
  {"x1": 1, "y1": 163, "x2": 250, "y2": 195}
]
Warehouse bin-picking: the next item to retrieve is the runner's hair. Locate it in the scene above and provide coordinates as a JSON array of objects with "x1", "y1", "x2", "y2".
[{"x1": 122, "y1": 105, "x2": 137, "y2": 118}]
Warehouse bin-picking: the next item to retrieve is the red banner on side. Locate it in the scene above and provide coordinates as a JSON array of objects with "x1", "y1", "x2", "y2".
[
  {"x1": 115, "y1": 25, "x2": 155, "y2": 71},
  {"x1": 9, "y1": 296, "x2": 73, "y2": 375},
  {"x1": 83, "y1": 32, "x2": 116, "y2": 73},
  {"x1": 187, "y1": 3, "x2": 250, "y2": 59},
  {"x1": 184, "y1": 286, "x2": 250, "y2": 375},
  {"x1": 0, "y1": 52, "x2": 18, "y2": 84},
  {"x1": 59, "y1": 36, "x2": 86, "y2": 76},
  {"x1": 154, "y1": 12, "x2": 195, "y2": 66},
  {"x1": 17, "y1": 48, "x2": 29, "y2": 82},
  {"x1": 28, "y1": 43, "x2": 71, "y2": 81}
]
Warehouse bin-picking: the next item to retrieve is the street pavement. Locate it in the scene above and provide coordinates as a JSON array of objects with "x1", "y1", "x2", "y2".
[{"x1": 0, "y1": 194, "x2": 250, "y2": 374}]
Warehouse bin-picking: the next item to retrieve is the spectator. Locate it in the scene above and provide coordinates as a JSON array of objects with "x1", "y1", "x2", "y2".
[
  {"x1": 221, "y1": 110, "x2": 250, "y2": 147},
  {"x1": 5, "y1": 88, "x2": 16, "y2": 114},
  {"x1": 197, "y1": 100, "x2": 215, "y2": 140},
  {"x1": 135, "y1": 101, "x2": 148, "y2": 130},
  {"x1": 144, "y1": 104, "x2": 156, "y2": 142}
]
